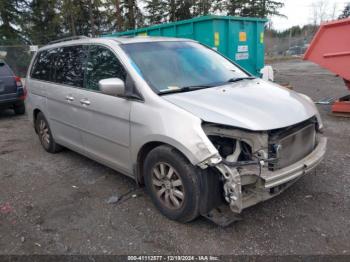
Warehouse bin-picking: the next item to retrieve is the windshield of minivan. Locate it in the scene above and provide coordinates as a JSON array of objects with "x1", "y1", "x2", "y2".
[{"x1": 121, "y1": 41, "x2": 248, "y2": 94}]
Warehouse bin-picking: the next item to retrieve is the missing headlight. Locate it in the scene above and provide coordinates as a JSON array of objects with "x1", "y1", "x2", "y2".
[{"x1": 208, "y1": 135, "x2": 253, "y2": 161}]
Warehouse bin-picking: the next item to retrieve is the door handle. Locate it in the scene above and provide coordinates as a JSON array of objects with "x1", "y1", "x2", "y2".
[
  {"x1": 65, "y1": 95, "x2": 75, "y2": 102},
  {"x1": 80, "y1": 98, "x2": 90, "y2": 106}
]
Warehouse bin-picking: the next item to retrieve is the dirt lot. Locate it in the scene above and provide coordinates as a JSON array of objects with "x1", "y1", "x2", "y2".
[{"x1": 0, "y1": 59, "x2": 349, "y2": 255}]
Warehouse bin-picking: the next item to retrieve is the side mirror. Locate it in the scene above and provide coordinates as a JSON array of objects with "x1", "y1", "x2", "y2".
[{"x1": 98, "y1": 78, "x2": 125, "y2": 97}]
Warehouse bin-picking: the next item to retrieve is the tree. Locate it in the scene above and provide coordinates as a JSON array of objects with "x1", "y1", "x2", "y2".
[
  {"x1": 193, "y1": 0, "x2": 213, "y2": 16},
  {"x1": 310, "y1": 0, "x2": 330, "y2": 25},
  {"x1": 60, "y1": 0, "x2": 78, "y2": 36},
  {"x1": 122, "y1": 0, "x2": 144, "y2": 29},
  {"x1": 225, "y1": 0, "x2": 246, "y2": 16},
  {"x1": 174, "y1": 1, "x2": 195, "y2": 21},
  {"x1": 225, "y1": 0, "x2": 284, "y2": 18},
  {"x1": 99, "y1": 0, "x2": 124, "y2": 33},
  {"x1": 144, "y1": 0, "x2": 167, "y2": 25},
  {"x1": 164, "y1": 0, "x2": 197, "y2": 22},
  {"x1": 2, "y1": 0, "x2": 287, "y2": 43},
  {"x1": 0, "y1": 0, "x2": 30, "y2": 76},
  {"x1": 58, "y1": 0, "x2": 111, "y2": 37},
  {"x1": 339, "y1": 3, "x2": 350, "y2": 19},
  {"x1": 101, "y1": 0, "x2": 144, "y2": 32},
  {"x1": 0, "y1": 0, "x2": 27, "y2": 44},
  {"x1": 166, "y1": 0, "x2": 177, "y2": 22},
  {"x1": 249, "y1": 0, "x2": 285, "y2": 17},
  {"x1": 114, "y1": 0, "x2": 124, "y2": 31},
  {"x1": 23, "y1": 0, "x2": 63, "y2": 44}
]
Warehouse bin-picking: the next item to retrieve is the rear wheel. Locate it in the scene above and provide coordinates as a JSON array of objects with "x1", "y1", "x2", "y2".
[
  {"x1": 143, "y1": 145, "x2": 201, "y2": 222},
  {"x1": 14, "y1": 103, "x2": 25, "y2": 115},
  {"x1": 35, "y1": 112, "x2": 62, "y2": 153}
]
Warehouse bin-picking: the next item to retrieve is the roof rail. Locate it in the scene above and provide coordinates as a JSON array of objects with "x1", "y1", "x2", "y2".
[{"x1": 49, "y1": 36, "x2": 89, "y2": 45}]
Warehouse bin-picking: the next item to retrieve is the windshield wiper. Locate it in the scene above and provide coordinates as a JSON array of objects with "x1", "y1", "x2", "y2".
[
  {"x1": 227, "y1": 76, "x2": 256, "y2": 83},
  {"x1": 159, "y1": 84, "x2": 214, "y2": 95},
  {"x1": 159, "y1": 77, "x2": 255, "y2": 95}
]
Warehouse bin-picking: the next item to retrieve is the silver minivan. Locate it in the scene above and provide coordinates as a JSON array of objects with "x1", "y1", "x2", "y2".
[{"x1": 26, "y1": 36, "x2": 327, "y2": 224}]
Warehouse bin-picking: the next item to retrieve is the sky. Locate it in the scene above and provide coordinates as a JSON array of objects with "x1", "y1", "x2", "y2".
[{"x1": 271, "y1": 0, "x2": 349, "y2": 31}]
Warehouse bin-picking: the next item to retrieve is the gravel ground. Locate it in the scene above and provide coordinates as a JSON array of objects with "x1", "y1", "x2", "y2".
[{"x1": 0, "y1": 59, "x2": 349, "y2": 255}]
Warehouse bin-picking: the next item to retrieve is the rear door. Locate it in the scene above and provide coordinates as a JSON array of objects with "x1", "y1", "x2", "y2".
[
  {"x1": 74, "y1": 45, "x2": 132, "y2": 174},
  {"x1": 45, "y1": 45, "x2": 87, "y2": 151}
]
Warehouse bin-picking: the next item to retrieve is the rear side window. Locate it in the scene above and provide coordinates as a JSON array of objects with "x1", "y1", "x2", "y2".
[
  {"x1": 85, "y1": 45, "x2": 126, "y2": 91},
  {"x1": 54, "y1": 45, "x2": 86, "y2": 87},
  {"x1": 31, "y1": 50, "x2": 55, "y2": 81},
  {"x1": 0, "y1": 63, "x2": 13, "y2": 77}
]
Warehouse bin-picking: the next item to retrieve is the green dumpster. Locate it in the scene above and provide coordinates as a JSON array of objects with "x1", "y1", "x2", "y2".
[{"x1": 103, "y1": 15, "x2": 267, "y2": 76}]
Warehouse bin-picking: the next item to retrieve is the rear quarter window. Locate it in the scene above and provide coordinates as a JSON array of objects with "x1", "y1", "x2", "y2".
[
  {"x1": 31, "y1": 49, "x2": 56, "y2": 81},
  {"x1": 0, "y1": 63, "x2": 13, "y2": 77}
]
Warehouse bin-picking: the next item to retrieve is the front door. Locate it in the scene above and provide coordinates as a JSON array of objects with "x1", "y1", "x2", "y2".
[{"x1": 75, "y1": 45, "x2": 132, "y2": 174}]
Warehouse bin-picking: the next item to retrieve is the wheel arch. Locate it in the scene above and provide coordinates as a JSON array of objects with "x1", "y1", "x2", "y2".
[
  {"x1": 33, "y1": 108, "x2": 42, "y2": 133},
  {"x1": 135, "y1": 139, "x2": 199, "y2": 186}
]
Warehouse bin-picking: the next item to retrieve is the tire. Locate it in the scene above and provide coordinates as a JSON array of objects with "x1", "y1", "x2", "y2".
[
  {"x1": 14, "y1": 103, "x2": 25, "y2": 115},
  {"x1": 35, "y1": 112, "x2": 62, "y2": 153},
  {"x1": 143, "y1": 145, "x2": 201, "y2": 223}
]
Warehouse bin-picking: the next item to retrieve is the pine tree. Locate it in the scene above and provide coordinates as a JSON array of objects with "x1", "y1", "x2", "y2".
[
  {"x1": 193, "y1": 0, "x2": 214, "y2": 16},
  {"x1": 167, "y1": 0, "x2": 177, "y2": 22},
  {"x1": 0, "y1": 0, "x2": 30, "y2": 76},
  {"x1": 23, "y1": 0, "x2": 63, "y2": 44},
  {"x1": 144, "y1": 0, "x2": 167, "y2": 25},
  {"x1": 122, "y1": 0, "x2": 144, "y2": 29},
  {"x1": 339, "y1": 3, "x2": 350, "y2": 19},
  {"x1": 115, "y1": 0, "x2": 124, "y2": 31},
  {"x1": 165, "y1": 0, "x2": 196, "y2": 22},
  {"x1": 58, "y1": 0, "x2": 110, "y2": 37},
  {"x1": 175, "y1": 0, "x2": 195, "y2": 21},
  {"x1": 225, "y1": 0, "x2": 248, "y2": 16},
  {"x1": 225, "y1": 0, "x2": 284, "y2": 17},
  {"x1": 252, "y1": 0, "x2": 285, "y2": 17},
  {"x1": 0, "y1": 0, "x2": 27, "y2": 45},
  {"x1": 103, "y1": 0, "x2": 144, "y2": 32},
  {"x1": 101, "y1": 0, "x2": 125, "y2": 33}
]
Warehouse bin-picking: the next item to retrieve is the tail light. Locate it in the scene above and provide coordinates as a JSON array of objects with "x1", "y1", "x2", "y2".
[
  {"x1": 15, "y1": 76, "x2": 22, "y2": 88},
  {"x1": 15, "y1": 76, "x2": 27, "y2": 100}
]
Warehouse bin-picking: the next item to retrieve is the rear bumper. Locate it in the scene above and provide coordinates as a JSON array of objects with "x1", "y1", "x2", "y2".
[
  {"x1": 0, "y1": 97, "x2": 23, "y2": 109},
  {"x1": 261, "y1": 136, "x2": 327, "y2": 188}
]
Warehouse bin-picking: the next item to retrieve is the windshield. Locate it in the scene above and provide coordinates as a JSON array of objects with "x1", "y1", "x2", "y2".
[{"x1": 121, "y1": 41, "x2": 249, "y2": 94}]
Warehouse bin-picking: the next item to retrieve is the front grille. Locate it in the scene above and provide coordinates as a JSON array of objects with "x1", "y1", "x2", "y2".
[{"x1": 268, "y1": 119, "x2": 317, "y2": 170}]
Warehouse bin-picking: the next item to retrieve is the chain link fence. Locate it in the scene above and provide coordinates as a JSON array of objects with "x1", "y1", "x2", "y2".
[{"x1": 0, "y1": 45, "x2": 40, "y2": 77}]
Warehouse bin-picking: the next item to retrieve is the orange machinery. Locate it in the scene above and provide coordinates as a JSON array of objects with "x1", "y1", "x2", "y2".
[{"x1": 304, "y1": 18, "x2": 350, "y2": 114}]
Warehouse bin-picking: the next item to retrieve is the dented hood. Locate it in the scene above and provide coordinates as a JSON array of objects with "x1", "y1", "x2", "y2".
[{"x1": 162, "y1": 79, "x2": 317, "y2": 131}]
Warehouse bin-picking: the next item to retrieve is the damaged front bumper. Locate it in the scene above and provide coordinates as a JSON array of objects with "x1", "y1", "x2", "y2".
[
  {"x1": 201, "y1": 120, "x2": 327, "y2": 214},
  {"x1": 215, "y1": 136, "x2": 327, "y2": 213},
  {"x1": 261, "y1": 136, "x2": 327, "y2": 189}
]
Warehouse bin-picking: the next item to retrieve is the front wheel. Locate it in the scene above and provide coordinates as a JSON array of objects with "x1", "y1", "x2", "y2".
[{"x1": 143, "y1": 145, "x2": 201, "y2": 223}]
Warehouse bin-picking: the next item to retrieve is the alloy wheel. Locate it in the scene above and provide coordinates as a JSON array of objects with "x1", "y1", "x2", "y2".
[
  {"x1": 151, "y1": 162, "x2": 185, "y2": 209},
  {"x1": 39, "y1": 119, "x2": 50, "y2": 149}
]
